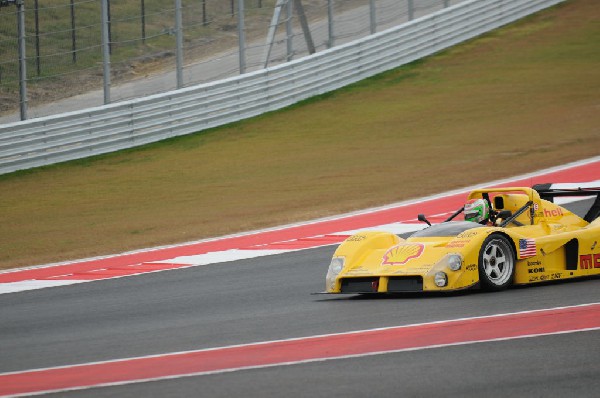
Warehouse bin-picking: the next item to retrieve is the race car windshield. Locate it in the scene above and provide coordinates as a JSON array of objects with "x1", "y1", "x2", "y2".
[{"x1": 410, "y1": 221, "x2": 482, "y2": 238}]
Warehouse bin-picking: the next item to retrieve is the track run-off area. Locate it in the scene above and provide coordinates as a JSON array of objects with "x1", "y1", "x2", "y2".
[
  {"x1": 1, "y1": 157, "x2": 599, "y2": 294},
  {"x1": 1, "y1": 157, "x2": 599, "y2": 397}
]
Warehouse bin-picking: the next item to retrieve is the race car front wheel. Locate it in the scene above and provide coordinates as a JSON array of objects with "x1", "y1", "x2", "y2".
[{"x1": 478, "y1": 234, "x2": 515, "y2": 290}]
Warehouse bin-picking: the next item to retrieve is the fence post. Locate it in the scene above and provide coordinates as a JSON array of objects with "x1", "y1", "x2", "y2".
[
  {"x1": 107, "y1": 0, "x2": 112, "y2": 54},
  {"x1": 327, "y1": 0, "x2": 333, "y2": 48},
  {"x1": 17, "y1": 0, "x2": 27, "y2": 120},
  {"x1": 238, "y1": 0, "x2": 246, "y2": 74},
  {"x1": 369, "y1": 0, "x2": 376, "y2": 34},
  {"x1": 141, "y1": 0, "x2": 146, "y2": 43},
  {"x1": 175, "y1": 0, "x2": 183, "y2": 88},
  {"x1": 263, "y1": 0, "x2": 285, "y2": 68},
  {"x1": 293, "y1": 0, "x2": 315, "y2": 55},
  {"x1": 70, "y1": 0, "x2": 76, "y2": 64},
  {"x1": 100, "y1": 0, "x2": 111, "y2": 104},
  {"x1": 286, "y1": 0, "x2": 293, "y2": 60},
  {"x1": 34, "y1": 0, "x2": 40, "y2": 76}
]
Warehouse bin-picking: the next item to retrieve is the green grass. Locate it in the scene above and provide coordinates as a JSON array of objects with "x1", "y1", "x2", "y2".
[{"x1": 0, "y1": 0, "x2": 598, "y2": 269}]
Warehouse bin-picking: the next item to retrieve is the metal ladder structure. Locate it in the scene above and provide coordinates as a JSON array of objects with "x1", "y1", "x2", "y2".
[{"x1": 263, "y1": 0, "x2": 315, "y2": 68}]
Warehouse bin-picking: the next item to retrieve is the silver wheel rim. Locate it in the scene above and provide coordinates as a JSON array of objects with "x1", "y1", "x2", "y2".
[{"x1": 482, "y1": 239, "x2": 513, "y2": 286}]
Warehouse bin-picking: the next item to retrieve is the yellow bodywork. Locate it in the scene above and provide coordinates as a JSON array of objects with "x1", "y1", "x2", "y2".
[{"x1": 325, "y1": 187, "x2": 600, "y2": 293}]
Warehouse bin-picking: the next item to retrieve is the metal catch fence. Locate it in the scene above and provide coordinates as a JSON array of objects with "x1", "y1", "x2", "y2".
[
  {"x1": 0, "y1": 0, "x2": 462, "y2": 122},
  {"x1": 0, "y1": 0, "x2": 563, "y2": 175}
]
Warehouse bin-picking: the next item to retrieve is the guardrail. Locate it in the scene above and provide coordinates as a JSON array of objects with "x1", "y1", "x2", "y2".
[{"x1": 0, "y1": 0, "x2": 563, "y2": 175}]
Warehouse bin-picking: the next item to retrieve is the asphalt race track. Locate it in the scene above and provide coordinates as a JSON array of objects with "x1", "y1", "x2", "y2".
[{"x1": 1, "y1": 198, "x2": 599, "y2": 397}]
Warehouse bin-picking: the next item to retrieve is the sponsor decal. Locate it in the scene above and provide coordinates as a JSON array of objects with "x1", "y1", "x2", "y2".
[
  {"x1": 381, "y1": 243, "x2": 424, "y2": 266},
  {"x1": 529, "y1": 273, "x2": 562, "y2": 283},
  {"x1": 528, "y1": 267, "x2": 545, "y2": 274},
  {"x1": 346, "y1": 235, "x2": 366, "y2": 242},
  {"x1": 392, "y1": 270, "x2": 410, "y2": 275},
  {"x1": 527, "y1": 259, "x2": 544, "y2": 273},
  {"x1": 457, "y1": 231, "x2": 478, "y2": 239},
  {"x1": 398, "y1": 265, "x2": 432, "y2": 272},
  {"x1": 414, "y1": 265, "x2": 432, "y2": 270},
  {"x1": 465, "y1": 264, "x2": 477, "y2": 271},
  {"x1": 543, "y1": 208, "x2": 564, "y2": 218},
  {"x1": 579, "y1": 254, "x2": 600, "y2": 270},
  {"x1": 345, "y1": 269, "x2": 371, "y2": 276},
  {"x1": 519, "y1": 239, "x2": 537, "y2": 258},
  {"x1": 446, "y1": 240, "x2": 470, "y2": 248}
]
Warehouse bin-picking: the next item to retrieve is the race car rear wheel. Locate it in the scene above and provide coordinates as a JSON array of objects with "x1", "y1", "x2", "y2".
[{"x1": 478, "y1": 234, "x2": 515, "y2": 291}]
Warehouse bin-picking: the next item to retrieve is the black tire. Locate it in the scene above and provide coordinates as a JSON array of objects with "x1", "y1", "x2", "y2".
[{"x1": 478, "y1": 234, "x2": 515, "y2": 291}]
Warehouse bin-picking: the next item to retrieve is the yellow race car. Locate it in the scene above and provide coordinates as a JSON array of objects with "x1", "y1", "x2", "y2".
[{"x1": 324, "y1": 184, "x2": 600, "y2": 293}]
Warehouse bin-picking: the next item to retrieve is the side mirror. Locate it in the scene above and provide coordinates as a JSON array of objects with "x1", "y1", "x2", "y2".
[{"x1": 418, "y1": 214, "x2": 431, "y2": 226}]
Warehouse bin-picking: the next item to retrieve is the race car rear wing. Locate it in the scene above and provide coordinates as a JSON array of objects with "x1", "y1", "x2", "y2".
[{"x1": 533, "y1": 183, "x2": 600, "y2": 223}]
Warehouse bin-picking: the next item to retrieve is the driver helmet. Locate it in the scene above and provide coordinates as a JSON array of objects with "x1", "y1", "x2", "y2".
[{"x1": 464, "y1": 198, "x2": 490, "y2": 224}]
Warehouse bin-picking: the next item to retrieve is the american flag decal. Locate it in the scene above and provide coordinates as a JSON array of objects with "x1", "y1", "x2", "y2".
[{"x1": 519, "y1": 239, "x2": 536, "y2": 258}]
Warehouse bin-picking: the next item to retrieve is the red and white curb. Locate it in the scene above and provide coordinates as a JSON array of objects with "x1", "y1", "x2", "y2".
[
  {"x1": 1, "y1": 157, "x2": 599, "y2": 295},
  {"x1": 1, "y1": 303, "x2": 599, "y2": 397}
]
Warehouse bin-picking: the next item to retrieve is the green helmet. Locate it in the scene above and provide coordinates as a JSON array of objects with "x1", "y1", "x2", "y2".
[{"x1": 464, "y1": 198, "x2": 490, "y2": 224}]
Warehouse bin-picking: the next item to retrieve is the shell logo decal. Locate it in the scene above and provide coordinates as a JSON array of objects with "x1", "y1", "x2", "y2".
[{"x1": 382, "y1": 243, "x2": 425, "y2": 266}]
